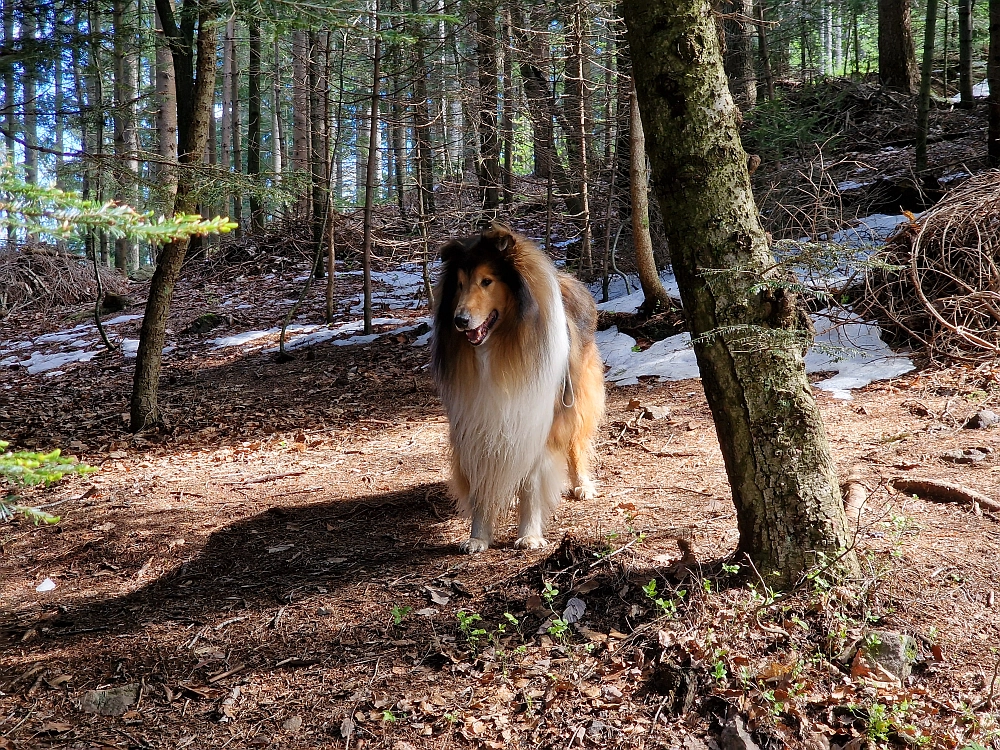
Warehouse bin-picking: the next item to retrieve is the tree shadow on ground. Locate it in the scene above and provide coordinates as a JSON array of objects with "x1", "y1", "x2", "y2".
[{"x1": 39, "y1": 482, "x2": 456, "y2": 646}]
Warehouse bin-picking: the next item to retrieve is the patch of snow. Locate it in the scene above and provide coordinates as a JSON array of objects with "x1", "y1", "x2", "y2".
[
  {"x1": 20, "y1": 349, "x2": 99, "y2": 374},
  {"x1": 832, "y1": 213, "x2": 910, "y2": 247},
  {"x1": 592, "y1": 271, "x2": 681, "y2": 314},
  {"x1": 596, "y1": 312, "x2": 914, "y2": 398},
  {"x1": 0, "y1": 341, "x2": 34, "y2": 354},
  {"x1": 121, "y1": 339, "x2": 139, "y2": 358},
  {"x1": 332, "y1": 333, "x2": 381, "y2": 347},
  {"x1": 948, "y1": 80, "x2": 990, "y2": 102},
  {"x1": 939, "y1": 171, "x2": 970, "y2": 184},
  {"x1": 35, "y1": 330, "x2": 90, "y2": 344},
  {"x1": 412, "y1": 330, "x2": 433, "y2": 347},
  {"x1": 836, "y1": 180, "x2": 870, "y2": 192},
  {"x1": 1, "y1": 356, "x2": 20, "y2": 366},
  {"x1": 103, "y1": 314, "x2": 144, "y2": 326}
]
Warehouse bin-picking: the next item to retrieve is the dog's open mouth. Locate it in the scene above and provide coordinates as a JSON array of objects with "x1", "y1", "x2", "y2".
[{"x1": 465, "y1": 310, "x2": 499, "y2": 346}]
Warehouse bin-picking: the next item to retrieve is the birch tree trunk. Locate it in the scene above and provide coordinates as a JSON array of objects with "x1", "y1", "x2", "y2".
[{"x1": 624, "y1": 0, "x2": 860, "y2": 588}]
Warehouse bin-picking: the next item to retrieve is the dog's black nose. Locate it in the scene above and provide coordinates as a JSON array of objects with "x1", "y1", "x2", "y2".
[{"x1": 454, "y1": 313, "x2": 470, "y2": 330}]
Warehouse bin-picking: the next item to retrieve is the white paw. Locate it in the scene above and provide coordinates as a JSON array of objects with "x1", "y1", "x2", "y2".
[
  {"x1": 514, "y1": 535, "x2": 549, "y2": 550},
  {"x1": 572, "y1": 479, "x2": 597, "y2": 500},
  {"x1": 460, "y1": 537, "x2": 490, "y2": 554}
]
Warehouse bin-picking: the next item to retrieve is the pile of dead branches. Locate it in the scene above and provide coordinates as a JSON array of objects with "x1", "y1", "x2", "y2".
[
  {"x1": 863, "y1": 171, "x2": 1000, "y2": 361},
  {"x1": 0, "y1": 244, "x2": 128, "y2": 314}
]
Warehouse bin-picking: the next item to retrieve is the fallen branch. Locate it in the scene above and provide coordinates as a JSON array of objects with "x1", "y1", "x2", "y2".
[{"x1": 891, "y1": 477, "x2": 1000, "y2": 513}]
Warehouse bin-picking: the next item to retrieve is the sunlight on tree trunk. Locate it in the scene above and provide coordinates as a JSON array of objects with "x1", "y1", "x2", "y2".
[{"x1": 624, "y1": 0, "x2": 860, "y2": 588}]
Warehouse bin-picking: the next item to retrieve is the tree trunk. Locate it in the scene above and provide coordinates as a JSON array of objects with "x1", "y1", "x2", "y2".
[
  {"x1": 724, "y1": 0, "x2": 757, "y2": 107},
  {"x1": 878, "y1": 0, "x2": 918, "y2": 93},
  {"x1": 22, "y1": 9, "x2": 37, "y2": 186},
  {"x1": 271, "y1": 34, "x2": 284, "y2": 183},
  {"x1": 524, "y1": 9, "x2": 552, "y2": 179},
  {"x1": 990, "y1": 0, "x2": 1000, "y2": 166},
  {"x1": 570, "y1": 0, "x2": 593, "y2": 272},
  {"x1": 113, "y1": 0, "x2": 139, "y2": 273},
  {"x1": 958, "y1": 0, "x2": 974, "y2": 105},
  {"x1": 310, "y1": 30, "x2": 330, "y2": 278},
  {"x1": 230, "y1": 21, "x2": 242, "y2": 230},
  {"x1": 476, "y1": 1, "x2": 501, "y2": 213},
  {"x1": 412, "y1": 0, "x2": 436, "y2": 215},
  {"x1": 501, "y1": 7, "x2": 514, "y2": 205},
  {"x1": 363, "y1": 10, "x2": 383, "y2": 335},
  {"x1": 630, "y1": 84, "x2": 671, "y2": 313},
  {"x1": 132, "y1": 2, "x2": 218, "y2": 431},
  {"x1": 221, "y1": 18, "x2": 233, "y2": 175},
  {"x1": 248, "y1": 16, "x2": 263, "y2": 230},
  {"x1": 1, "y1": 0, "x2": 14, "y2": 161},
  {"x1": 757, "y1": 0, "x2": 775, "y2": 100},
  {"x1": 916, "y1": 0, "x2": 939, "y2": 174},
  {"x1": 155, "y1": 0, "x2": 178, "y2": 211},
  {"x1": 623, "y1": 0, "x2": 860, "y2": 588},
  {"x1": 292, "y1": 29, "x2": 311, "y2": 217}
]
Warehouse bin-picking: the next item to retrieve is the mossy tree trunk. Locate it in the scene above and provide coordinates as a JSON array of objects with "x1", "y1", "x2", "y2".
[
  {"x1": 131, "y1": 0, "x2": 217, "y2": 431},
  {"x1": 623, "y1": 0, "x2": 860, "y2": 588}
]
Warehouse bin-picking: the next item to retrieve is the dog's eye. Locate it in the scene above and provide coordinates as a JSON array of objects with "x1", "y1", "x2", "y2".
[{"x1": 481, "y1": 278, "x2": 492, "y2": 288}]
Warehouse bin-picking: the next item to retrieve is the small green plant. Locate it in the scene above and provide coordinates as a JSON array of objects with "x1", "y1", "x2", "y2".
[
  {"x1": 722, "y1": 563, "x2": 741, "y2": 574},
  {"x1": 381, "y1": 709, "x2": 396, "y2": 723},
  {"x1": 642, "y1": 579, "x2": 680, "y2": 617},
  {"x1": 389, "y1": 605, "x2": 411, "y2": 626},
  {"x1": 711, "y1": 660, "x2": 728, "y2": 682},
  {"x1": 541, "y1": 582, "x2": 559, "y2": 606},
  {"x1": 863, "y1": 702, "x2": 892, "y2": 743},
  {"x1": 703, "y1": 579, "x2": 713, "y2": 594},
  {"x1": 457, "y1": 610, "x2": 487, "y2": 646},
  {"x1": 547, "y1": 617, "x2": 570, "y2": 640},
  {"x1": 443, "y1": 712, "x2": 459, "y2": 724},
  {"x1": 1, "y1": 441, "x2": 98, "y2": 524}
]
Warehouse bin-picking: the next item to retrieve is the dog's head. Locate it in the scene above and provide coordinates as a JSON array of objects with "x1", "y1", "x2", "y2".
[{"x1": 435, "y1": 224, "x2": 535, "y2": 348}]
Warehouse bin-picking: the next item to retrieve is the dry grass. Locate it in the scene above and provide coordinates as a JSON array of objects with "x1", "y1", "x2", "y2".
[{"x1": 0, "y1": 245, "x2": 129, "y2": 314}]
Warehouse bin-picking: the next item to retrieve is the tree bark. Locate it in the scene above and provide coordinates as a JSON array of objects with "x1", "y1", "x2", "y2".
[
  {"x1": 756, "y1": 0, "x2": 775, "y2": 100},
  {"x1": 155, "y1": 0, "x2": 178, "y2": 210},
  {"x1": 630, "y1": 84, "x2": 671, "y2": 313},
  {"x1": 131, "y1": 2, "x2": 218, "y2": 431},
  {"x1": 1, "y1": 0, "x2": 14, "y2": 162},
  {"x1": 958, "y1": 0, "x2": 974, "y2": 105},
  {"x1": 248, "y1": 17, "x2": 263, "y2": 230},
  {"x1": 476, "y1": 1, "x2": 501, "y2": 214},
  {"x1": 22, "y1": 10, "x2": 37, "y2": 186},
  {"x1": 113, "y1": 0, "x2": 139, "y2": 273},
  {"x1": 229, "y1": 20, "x2": 242, "y2": 230},
  {"x1": 916, "y1": 0, "x2": 939, "y2": 173},
  {"x1": 878, "y1": 0, "x2": 918, "y2": 93},
  {"x1": 990, "y1": 0, "x2": 1000, "y2": 166},
  {"x1": 291, "y1": 29, "x2": 311, "y2": 217},
  {"x1": 501, "y1": 7, "x2": 514, "y2": 205},
  {"x1": 623, "y1": 0, "x2": 860, "y2": 587},
  {"x1": 411, "y1": 0, "x2": 436, "y2": 215},
  {"x1": 271, "y1": 34, "x2": 284, "y2": 183},
  {"x1": 310, "y1": 30, "x2": 330, "y2": 278},
  {"x1": 363, "y1": 10, "x2": 383, "y2": 335},
  {"x1": 723, "y1": 0, "x2": 757, "y2": 107}
]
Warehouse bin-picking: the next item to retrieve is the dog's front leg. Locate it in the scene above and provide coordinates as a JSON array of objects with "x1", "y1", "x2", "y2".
[
  {"x1": 460, "y1": 500, "x2": 494, "y2": 554},
  {"x1": 515, "y1": 453, "x2": 561, "y2": 550}
]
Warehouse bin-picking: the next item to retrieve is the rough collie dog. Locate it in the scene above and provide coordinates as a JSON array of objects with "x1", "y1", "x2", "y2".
[{"x1": 432, "y1": 224, "x2": 605, "y2": 553}]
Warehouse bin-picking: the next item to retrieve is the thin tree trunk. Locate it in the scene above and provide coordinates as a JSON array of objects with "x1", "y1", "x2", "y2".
[
  {"x1": 624, "y1": 0, "x2": 860, "y2": 587},
  {"x1": 959, "y1": 0, "x2": 974, "y2": 105},
  {"x1": 155, "y1": 0, "x2": 178, "y2": 210},
  {"x1": 630, "y1": 84, "x2": 671, "y2": 313},
  {"x1": 990, "y1": 0, "x2": 1000, "y2": 165},
  {"x1": 724, "y1": 0, "x2": 757, "y2": 106},
  {"x1": 757, "y1": 0, "x2": 775, "y2": 100},
  {"x1": 114, "y1": 0, "x2": 139, "y2": 273},
  {"x1": 476, "y1": 1, "x2": 501, "y2": 214},
  {"x1": 391, "y1": 70, "x2": 406, "y2": 216},
  {"x1": 221, "y1": 18, "x2": 233, "y2": 176},
  {"x1": 292, "y1": 29, "x2": 311, "y2": 217},
  {"x1": 878, "y1": 0, "x2": 919, "y2": 92},
  {"x1": 22, "y1": 10, "x2": 37, "y2": 186},
  {"x1": 412, "y1": 0, "x2": 436, "y2": 215},
  {"x1": 363, "y1": 10, "x2": 383, "y2": 335},
  {"x1": 248, "y1": 16, "x2": 263, "y2": 230},
  {"x1": 271, "y1": 34, "x2": 284, "y2": 183},
  {"x1": 916, "y1": 0, "x2": 939, "y2": 174},
  {"x1": 501, "y1": 7, "x2": 514, "y2": 205},
  {"x1": 230, "y1": 20, "x2": 242, "y2": 231},
  {"x1": 1, "y1": 0, "x2": 14, "y2": 161},
  {"x1": 132, "y1": 2, "x2": 218, "y2": 430},
  {"x1": 310, "y1": 30, "x2": 329, "y2": 278},
  {"x1": 569, "y1": 0, "x2": 593, "y2": 273}
]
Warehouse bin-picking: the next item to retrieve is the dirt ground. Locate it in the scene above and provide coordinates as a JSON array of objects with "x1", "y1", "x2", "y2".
[{"x1": 2, "y1": 250, "x2": 1000, "y2": 750}]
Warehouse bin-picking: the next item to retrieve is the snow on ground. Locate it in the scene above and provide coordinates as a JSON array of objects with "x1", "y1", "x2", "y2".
[{"x1": 948, "y1": 80, "x2": 991, "y2": 103}]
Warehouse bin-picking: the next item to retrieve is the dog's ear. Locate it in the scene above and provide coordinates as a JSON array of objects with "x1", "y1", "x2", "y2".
[
  {"x1": 483, "y1": 222, "x2": 517, "y2": 259},
  {"x1": 439, "y1": 239, "x2": 465, "y2": 264}
]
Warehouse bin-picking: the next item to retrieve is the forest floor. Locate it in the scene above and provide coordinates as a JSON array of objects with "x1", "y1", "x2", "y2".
[{"x1": 2, "y1": 87, "x2": 1000, "y2": 750}]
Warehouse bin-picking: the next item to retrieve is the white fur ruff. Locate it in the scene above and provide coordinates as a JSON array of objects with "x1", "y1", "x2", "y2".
[{"x1": 440, "y1": 272, "x2": 570, "y2": 547}]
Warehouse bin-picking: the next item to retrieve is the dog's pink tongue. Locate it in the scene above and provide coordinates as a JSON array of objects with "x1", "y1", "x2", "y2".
[{"x1": 465, "y1": 321, "x2": 488, "y2": 344}]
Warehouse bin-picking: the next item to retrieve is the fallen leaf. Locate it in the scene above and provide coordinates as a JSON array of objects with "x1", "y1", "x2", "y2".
[{"x1": 38, "y1": 721, "x2": 74, "y2": 733}]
